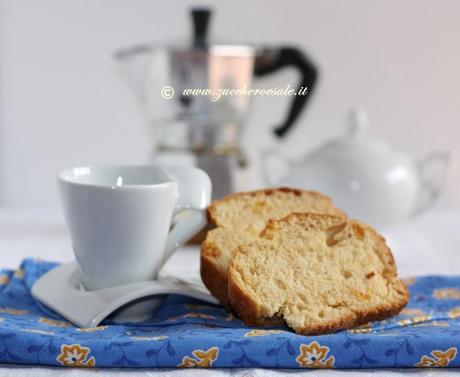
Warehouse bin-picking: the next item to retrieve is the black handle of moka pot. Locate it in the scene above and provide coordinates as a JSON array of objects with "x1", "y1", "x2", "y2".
[
  {"x1": 254, "y1": 47, "x2": 318, "y2": 138},
  {"x1": 191, "y1": 8, "x2": 211, "y2": 48}
]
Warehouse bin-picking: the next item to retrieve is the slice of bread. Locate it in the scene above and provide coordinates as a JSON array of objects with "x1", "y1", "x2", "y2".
[
  {"x1": 200, "y1": 188, "x2": 345, "y2": 307},
  {"x1": 228, "y1": 213, "x2": 409, "y2": 335}
]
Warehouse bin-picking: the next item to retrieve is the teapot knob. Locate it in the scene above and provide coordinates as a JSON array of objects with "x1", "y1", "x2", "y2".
[{"x1": 348, "y1": 108, "x2": 368, "y2": 137}]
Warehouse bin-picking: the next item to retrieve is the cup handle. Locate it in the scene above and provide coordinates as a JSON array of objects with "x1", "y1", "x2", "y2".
[{"x1": 162, "y1": 166, "x2": 212, "y2": 264}]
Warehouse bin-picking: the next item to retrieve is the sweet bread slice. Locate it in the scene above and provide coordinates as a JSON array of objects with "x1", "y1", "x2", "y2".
[
  {"x1": 200, "y1": 188, "x2": 345, "y2": 306},
  {"x1": 228, "y1": 213, "x2": 409, "y2": 335}
]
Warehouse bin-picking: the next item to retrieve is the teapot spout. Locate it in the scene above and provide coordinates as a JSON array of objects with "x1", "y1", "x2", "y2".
[{"x1": 413, "y1": 150, "x2": 452, "y2": 214}]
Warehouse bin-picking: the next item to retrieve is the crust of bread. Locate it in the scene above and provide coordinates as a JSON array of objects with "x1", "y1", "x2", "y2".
[
  {"x1": 227, "y1": 213, "x2": 410, "y2": 335},
  {"x1": 200, "y1": 239, "x2": 229, "y2": 305},
  {"x1": 201, "y1": 188, "x2": 345, "y2": 309},
  {"x1": 207, "y1": 187, "x2": 346, "y2": 226},
  {"x1": 229, "y1": 274, "x2": 408, "y2": 334}
]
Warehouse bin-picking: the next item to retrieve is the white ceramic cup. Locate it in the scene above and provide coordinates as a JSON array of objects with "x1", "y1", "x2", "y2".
[{"x1": 58, "y1": 165, "x2": 211, "y2": 291}]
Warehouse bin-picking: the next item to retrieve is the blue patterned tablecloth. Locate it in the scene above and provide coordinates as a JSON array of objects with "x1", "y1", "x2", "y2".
[{"x1": 0, "y1": 259, "x2": 460, "y2": 369}]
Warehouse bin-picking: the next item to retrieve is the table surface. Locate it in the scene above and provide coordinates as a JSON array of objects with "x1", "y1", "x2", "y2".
[{"x1": 0, "y1": 205, "x2": 459, "y2": 376}]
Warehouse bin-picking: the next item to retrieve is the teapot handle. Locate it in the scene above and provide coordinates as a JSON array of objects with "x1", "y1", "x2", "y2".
[
  {"x1": 261, "y1": 149, "x2": 291, "y2": 186},
  {"x1": 413, "y1": 151, "x2": 451, "y2": 214}
]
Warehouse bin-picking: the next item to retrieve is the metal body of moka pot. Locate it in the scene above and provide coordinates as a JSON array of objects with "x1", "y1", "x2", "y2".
[{"x1": 115, "y1": 8, "x2": 318, "y2": 200}]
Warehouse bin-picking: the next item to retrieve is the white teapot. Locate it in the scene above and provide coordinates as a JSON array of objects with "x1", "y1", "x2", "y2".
[{"x1": 262, "y1": 109, "x2": 451, "y2": 228}]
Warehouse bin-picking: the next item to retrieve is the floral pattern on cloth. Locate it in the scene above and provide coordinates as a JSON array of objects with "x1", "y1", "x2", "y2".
[
  {"x1": 1, "y1": 259, "x2": 460, "y2": 368},
  {"x1": 56, "y1": 344, "x2": 96, "y2": 367},
  {"x1": 245, "y1": 329, "x2": 284, "y2": 337},
  {"x1": 296, "y1": 341, "x2": 335, "y2": 368},
  {"x1": 178, "y1": 347, "x2": 219, "y2": 367},
  {"x1": 415, "y1": 347, "x2": 457, "y2": 367}
]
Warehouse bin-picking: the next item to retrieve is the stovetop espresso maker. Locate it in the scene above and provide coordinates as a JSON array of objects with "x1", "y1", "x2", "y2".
[{"x1": 115, "y1": 8, "x2": 318, "y2": 199}]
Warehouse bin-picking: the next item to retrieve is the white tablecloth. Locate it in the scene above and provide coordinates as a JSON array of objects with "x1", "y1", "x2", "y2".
[{"x1": 0, "y1": 205, "x2": 459, "y2": 376}]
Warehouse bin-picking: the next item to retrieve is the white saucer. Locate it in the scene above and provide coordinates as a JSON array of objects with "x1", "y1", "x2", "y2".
[{"x1": 31, "y1": 262, "x2": 219, "y2": 328}]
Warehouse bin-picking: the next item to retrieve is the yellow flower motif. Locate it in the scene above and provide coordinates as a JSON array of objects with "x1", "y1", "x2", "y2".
[
  {"x1": 178, "y1": 347, "x2": 219, "y2": 368},
  {"x1": 13, "y1": 269, "x2": 24, "y2": 279},
  {"x1": 56, "y1": 344, "x2": 96, "y2": 367},
  {"x1": 184, "y1": 312, "x2": 215, "y2": 320},
  {"x1": 39, "y1": 317, "x2": 71, "y2": 328},
  {"x1": 397, "y1": 315, "x2": 432, "y2": 327},
  {"x1": 296, "y1": 341, "x2": 335, "y2": 368},
  {"x1": 400, "y1": 308, "x2": 427, "y2": 317},
  {"x1": 0, "y1": 275, "x2": 10, "y2": 285},
  {"x1": 245, "y1": 329, "x2": 283, "y2": 337},
  {"x1": 0, "y1": 307, "x2": 29, "y2": 315},
  {"x1": 77, "y1": 326, "x2": 108, "y2": 332},
  {"x1": 433, "y1": 288, "x2": 460, "y2": 300},
  {"x1": 449, "y1": 306, "x2": 460, "y2": 319},
  {"x1": 415, "y1": 347, "x2": 457, "y2": 367}
]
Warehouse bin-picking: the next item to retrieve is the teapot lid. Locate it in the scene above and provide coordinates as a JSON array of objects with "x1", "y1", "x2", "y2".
[{"x1": 307, "y1": 109, "x2": 413, "y2": 168}]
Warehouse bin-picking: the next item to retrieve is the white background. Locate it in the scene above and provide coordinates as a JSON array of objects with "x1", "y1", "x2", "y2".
[{"x1": 1, "y1": 0, "x2": 459, "y2": 209}]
